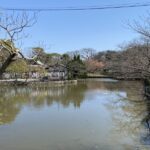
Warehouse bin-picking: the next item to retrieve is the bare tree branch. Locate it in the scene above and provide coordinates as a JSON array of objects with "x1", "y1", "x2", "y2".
[
  {"x1": 0, "y1": 11, "x2": 37, "y2": 42},
  {"x1": 0, "y1": 11, "x2": 37, "y2": 76}
]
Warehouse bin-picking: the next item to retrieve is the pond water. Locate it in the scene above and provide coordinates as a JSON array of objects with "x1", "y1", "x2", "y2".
[{"x1": 0, "y1": 79, "x2": 150, "y2": 150}]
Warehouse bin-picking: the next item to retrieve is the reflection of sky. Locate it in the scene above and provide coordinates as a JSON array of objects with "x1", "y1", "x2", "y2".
[
  {"x1": 83, "y1": 89, "x2": 149, "y2": 150},
  {"x1": 85, "y1": 90, "x2": 127, "y2": 103},
  {"x1": 87, "y1": 78, "x2": 119, "y2": 82}
]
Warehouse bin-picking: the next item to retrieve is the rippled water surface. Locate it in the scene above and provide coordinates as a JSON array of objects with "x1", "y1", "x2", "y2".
[{"x1": 0, "y1": 79, "x2": 150, "y2": 150}]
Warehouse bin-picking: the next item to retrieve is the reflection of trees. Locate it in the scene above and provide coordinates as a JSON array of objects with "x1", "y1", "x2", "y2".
[
  {"x1": 140, "y1": 100, "x2": 150, "y2": 145},
  {"x1": 108, "y1": 98, "x2": 146, "y2": 135},
  {"x1": 0, "y1": 77, "x2": 148, "y2": 144},
  {"x1": 0, "y1": 84, "x2": 87, "y2": 125},
  {"x1": 28, "y1": 84, "x2": 87, "y2": 108},
  {"x1": 86, "y1": 79, "x2": 144, "y2": 96},
  {"x1": 0, "y1": 80, "x2": 145, "y2": 126},
  {"x1": 0, "y1": 98, "x2": 20, "y2": 125},
  {"x1": 100, "y1": 80, "x2": 149, "y2": 148},
  {"x1": 0, "y1": 87, "x2": 28, "y2": 125}
]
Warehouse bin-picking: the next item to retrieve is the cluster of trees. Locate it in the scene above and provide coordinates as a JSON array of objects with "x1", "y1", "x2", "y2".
[
  {"x1": 0, "y1": 11, "x2": 100, "y2": 80},
  {"x1": 67, "y1": 48, "x2": 104, "y2": 73},
  {"x1": 93, "y1": 42, "x2": 150, "y2": 79},
  {"x1": 30, "y1": 48, "x2": 87, "y2": 79},
  {"x1": 2, "y1": 11, "x2": 150, "y2": 80},
  {"x1": 93, "y1": 42, "x2": 150, "y2": 80},
  {"x1": 92, "y1": 15, "x2": 150, "y2": 80}
]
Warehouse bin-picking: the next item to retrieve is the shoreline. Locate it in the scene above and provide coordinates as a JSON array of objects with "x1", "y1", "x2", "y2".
[
  {"x1": 0, "y1": 79, "x2": 78, "y2": 86},
  {"x1": 0, "y1": 77, "x2": 145, "y2": 87}
]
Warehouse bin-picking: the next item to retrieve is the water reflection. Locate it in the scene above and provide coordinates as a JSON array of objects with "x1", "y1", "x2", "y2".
[
  {"x1": 0, "y1": 80, "x2": 146, "y2": 124},
  {"x1": 0, "y1": 84, "x2": 87, "y2": 125},
  {"x1": 0, "y1": 79, "x2": 150, "y2": 150},
  {"x1": 141, "y1": 100, "x2": 150, "y2": 145}
]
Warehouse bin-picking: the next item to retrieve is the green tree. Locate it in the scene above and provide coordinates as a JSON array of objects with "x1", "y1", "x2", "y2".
[
  {"x1": 6, "y1": 59, "x2": 28, "y2": 79},
  {"x1": 67, "y1": 55, "x2": 87, "y2": 79}
]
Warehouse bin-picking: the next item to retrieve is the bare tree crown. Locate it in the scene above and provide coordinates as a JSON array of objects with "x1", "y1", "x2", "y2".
[{"x1": 0, "y1": 11, "x2": 37, "y2": 42}]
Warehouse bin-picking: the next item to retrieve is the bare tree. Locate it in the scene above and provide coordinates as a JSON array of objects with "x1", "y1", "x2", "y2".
[
  {"x1": 109, "y1": 16, "x2": 150, "y2": 79},
  {"x1": 0, "y1": 11, "x2": 37, "y2": 76},
  {"x1": 105, "y1": 41, "x2": 150, "y2": 79},
  {"x1": 67, "y1": 48, "x2": 96, "y2": 60},
  {"x1": 85, "y1": 59, "x2": 104, "y2": 73},
  {"x1": 0, "y1": 11, "x2": 37, "y2": 42},
  {"x1": 80, "y1": 48, "x2": 96, "y2": 60},
  {"x1": 67, "y1": 50, "x2": 80, "y2": 59},
  {"x1": 127, "y1": 13, "x2": 150, "y2": 41}
]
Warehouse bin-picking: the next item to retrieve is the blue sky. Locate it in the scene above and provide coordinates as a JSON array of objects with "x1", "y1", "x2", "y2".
[{"x1": 0, "y1": 0, "x2": 150, "y2": 53}]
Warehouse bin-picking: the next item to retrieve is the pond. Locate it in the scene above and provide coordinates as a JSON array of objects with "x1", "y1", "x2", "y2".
[{"x1": 0, "y1": 79, "x2": 150, "y2": 150}]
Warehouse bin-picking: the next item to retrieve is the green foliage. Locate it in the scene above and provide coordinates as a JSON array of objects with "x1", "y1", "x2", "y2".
[
  {"x1": 48, "y1": 53, "x2": 61, "y2": 57},
  {"x1": 6, "y1": 59, "x2": 28, "y2": 73},
  {"x1": 0, "y1": 48, "x2": 10, "y2": 63},
  {"x1": 29, "y1": 65, "x2": 46, "y2": 73},
  {"x1": 32, "y1": 47, "x2": 62, "y2": 65},
  {"x1": 67, "y1": 55, "x2": 87, "y2": 79},
  {"x1": 61, "y1": 54, "x2": 70, "y2": 66}
]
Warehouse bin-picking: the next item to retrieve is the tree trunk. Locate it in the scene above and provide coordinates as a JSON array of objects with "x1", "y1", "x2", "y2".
[{"x1": 0, "y1": 53, "x2": 16, "y2": 78}]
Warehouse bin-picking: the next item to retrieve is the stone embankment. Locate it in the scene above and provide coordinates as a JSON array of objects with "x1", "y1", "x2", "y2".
[{"x1": 0, "y1": 79, "x2": 78, "y2": 86}]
